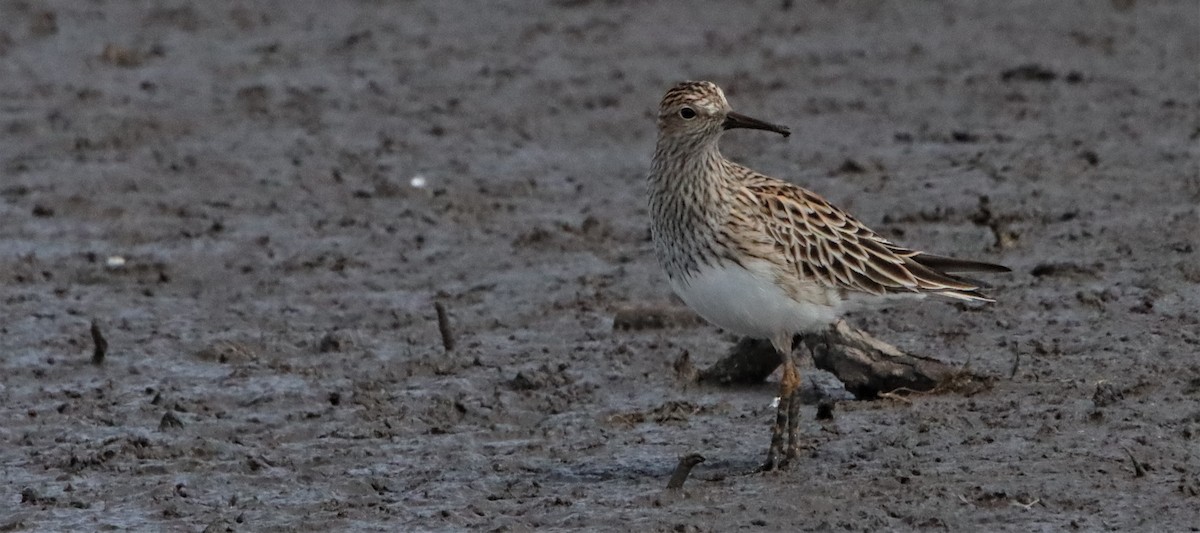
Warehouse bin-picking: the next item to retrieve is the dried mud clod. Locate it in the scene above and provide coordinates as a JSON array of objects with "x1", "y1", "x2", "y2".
[
  {"x1": 698, "y1": 321, "x2": 988, "y2": 399},
  {"x1": 815, "y1": 401, "x2": 835, "y2": 421},
  {"x1": 970, "y1": 195, "x2": 1020, "y2": 250},
  {"x1": 159, "y1": 411, "x2": 185, "y2": 431},
  {"x1": 672, "y1": 350, "x2": 698, "y2": 382},
  {"x1": 317, "y1": 331, "x2": 352, "y2": 353},
  {"x1": 612, "y1": 306, "x2": 705, "y2": 331},
  {"x1": 20, "y1": 487, "x2": 43, "y2": 505},
  {"x1": 1092, "y1": 381, "x2": 1126, "y2": 407},
  {"x1": 507, "y1": 363, "x2": 573, "y2": 392},
  {"x1": 194, "y1": 341, "x2": 258, "y2": 364},
  {"x1": 1000, "y1": 63, "x2": 1082, "y2": 84},
  {"x1": 607, "y1": 400, "x2": 711, "y2": 427},
  {"x1": 1001, "y1": 63, "x2": 1058, "y2": 82},
  {"x1": 1030, "y1": 262, "x2": 1102, "y2": 278}
]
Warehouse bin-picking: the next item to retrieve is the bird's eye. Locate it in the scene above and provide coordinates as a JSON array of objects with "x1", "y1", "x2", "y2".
[{"x1": 679, "y1": 107, "x2": 697, "y2": 119}]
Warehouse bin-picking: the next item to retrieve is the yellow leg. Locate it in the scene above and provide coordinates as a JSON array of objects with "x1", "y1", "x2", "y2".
[
  {"x1": 784, "y1": 358, "x2": 802, "y2": 463},
  {"x1": 762, "y1": 334, "x2": 799, "y2": 471}
]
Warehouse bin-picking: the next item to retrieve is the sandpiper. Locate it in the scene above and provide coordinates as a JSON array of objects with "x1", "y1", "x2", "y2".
[{"x1": 647, "y1": 81, "x2": 1009, "y2": 471}]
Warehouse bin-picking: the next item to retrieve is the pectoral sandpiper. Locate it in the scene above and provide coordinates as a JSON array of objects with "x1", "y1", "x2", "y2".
[{"x1": 647, "y1": 81, "x2": 1009, "y2": 471}]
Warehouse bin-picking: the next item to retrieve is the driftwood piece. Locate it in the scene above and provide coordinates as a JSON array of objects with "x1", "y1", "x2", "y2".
[
  {"x1": 699, "y1": 320, "x2": 980, "y2": 399},
  {"x1": 806, "y1": 321, "x2": 965, "y2": 398},
  {"x1": 609, "y1": 307, "x2": 981, "y2": 399},
  {"x1": 698, "y1": 337, "x2": 781, "y2": 385}
]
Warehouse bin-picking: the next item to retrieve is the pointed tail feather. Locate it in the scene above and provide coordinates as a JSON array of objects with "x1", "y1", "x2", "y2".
[
  {"x1": 935, "y1": 288, "x2": 996, "y2": 303},
  {"x1": 911, "y1": 253, "x2": 1011, "y2": 274}
]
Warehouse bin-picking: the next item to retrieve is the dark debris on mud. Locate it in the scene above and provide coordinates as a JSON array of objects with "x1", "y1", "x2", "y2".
[{"x1": 1, "y1": 1, "x2": 1198, "y2": 531}]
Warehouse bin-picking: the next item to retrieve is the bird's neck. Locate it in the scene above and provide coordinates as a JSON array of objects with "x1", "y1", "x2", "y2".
[
  {"x1": 648, "y1": 135, "x2": 734, "y2": 209},
  {"x1": 647, "y1": 135, "x2": 736, "y2": 276}
]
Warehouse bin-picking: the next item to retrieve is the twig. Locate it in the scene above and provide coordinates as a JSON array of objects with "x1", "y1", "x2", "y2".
[
  {"x1": 1123, "y1": 447, "x2": 1146, "y2": 477},
  {"x1": 877, "y1": 391, "x2": 913, "y2": 404},
  {"x1": 434, "y1": 301, "x2": 455, "y2": 352},
  {"x1": 1012, "y1": 498, "x2": 1040, "y2": 510},
  {"x1": 666, "y1": 453, "x2": 706, "y2": 490},
  {"x1": 90, "y1": 319, "x2": 108, "y2": 365},
  {"x1": 1009, "y1": 342, "x2": 1021, "y2": 379},
  {"x1": 882, "y1": 386, "x2": 938, "y2": 396}
]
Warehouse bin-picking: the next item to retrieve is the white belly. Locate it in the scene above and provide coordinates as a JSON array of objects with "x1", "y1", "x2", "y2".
[{"x1": 669, "y1": 261, "x2": 841, "y2": 339}]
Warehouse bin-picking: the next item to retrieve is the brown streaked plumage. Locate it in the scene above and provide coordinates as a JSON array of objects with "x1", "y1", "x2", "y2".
[{"x1": 646, "y1": 80, "x2": 1009, "y2": 471}]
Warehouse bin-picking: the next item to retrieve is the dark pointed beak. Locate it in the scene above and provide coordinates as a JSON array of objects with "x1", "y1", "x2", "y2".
[{"x1": 723, "y1": 112, "x2": 790, "y2": 137}]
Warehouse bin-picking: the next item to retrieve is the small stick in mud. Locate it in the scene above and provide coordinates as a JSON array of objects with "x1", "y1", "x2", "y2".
[
  {"x1": 1122, "y1": 447, "x2": 1147, "y2": 477},
  {"x1": 666, "y1": 453, "x2": 706, "y2": 490},
  {"x1": 90, "y1": 319, "x2": 108, "y2": 365},
  {"x1": 1009, "y1": 342, "x2": 1021, "y2": 379},
  {"x1": 434, "y1": 301, "x2": 455, "y2": 352}
]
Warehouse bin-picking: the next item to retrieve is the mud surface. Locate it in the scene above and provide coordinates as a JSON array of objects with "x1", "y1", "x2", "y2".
[{"x1": 2, "y1": 1, "x2": 1198, "y2": 531}]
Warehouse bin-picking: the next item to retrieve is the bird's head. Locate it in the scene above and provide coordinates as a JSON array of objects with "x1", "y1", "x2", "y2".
[{"x1": 655, "y1": 81, "x2": 790, "y2": 142}]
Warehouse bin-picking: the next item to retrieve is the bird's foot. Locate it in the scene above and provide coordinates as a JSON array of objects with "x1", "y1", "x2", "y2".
[
  {"x1": 758, "y1": 442, "x2": 802, "y2": 472},
  {"x1": 759, "y1": 349, "x2": 804, "y2": 473},
  {"x1": 758, "y1": 454, "x2": 796, "y2": 473},
  {"x1": 759, "y1": 393, "x2": 793, "y2": 472},
  {"x1": 758, "y1": 456, "x2": 787, "y2": 473}
]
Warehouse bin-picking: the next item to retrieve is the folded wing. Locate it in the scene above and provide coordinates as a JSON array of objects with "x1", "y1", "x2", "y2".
[{"x1": 740, "y1": 178, "x2": 1009, "y2": 302}]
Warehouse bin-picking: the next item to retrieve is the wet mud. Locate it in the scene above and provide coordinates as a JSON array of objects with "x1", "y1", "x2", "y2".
[{"x1": 2, "y1": 1, "x2": 1198, "y2": 531}]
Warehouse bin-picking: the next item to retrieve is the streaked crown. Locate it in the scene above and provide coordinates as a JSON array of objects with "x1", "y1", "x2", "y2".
[
  {"x1": 659, "y1": 81, "x2": 728, "y2": 114},
  {"x1": 656, "y1": 81, "x2": 731, "y2": 135}
]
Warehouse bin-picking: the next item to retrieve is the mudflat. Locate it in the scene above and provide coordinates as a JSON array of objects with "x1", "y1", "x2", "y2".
[{"x1": 2, "y1": 1, "x2": 1197, "y2": 531}]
